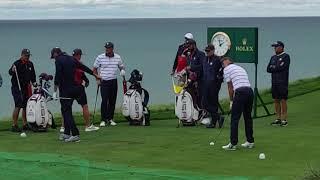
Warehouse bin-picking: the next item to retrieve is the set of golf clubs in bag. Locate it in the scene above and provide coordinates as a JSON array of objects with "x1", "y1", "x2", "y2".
[{"x1": 172, "y1": 71, "x2": 232, "y2": 144}]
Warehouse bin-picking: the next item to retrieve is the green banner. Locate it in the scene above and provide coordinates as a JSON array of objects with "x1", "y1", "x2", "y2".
[{"x1": 207, "y1": 27, "x2": 258, "y2": 64}]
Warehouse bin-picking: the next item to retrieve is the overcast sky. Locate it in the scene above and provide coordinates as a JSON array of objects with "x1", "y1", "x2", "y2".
[{"x1": 0, "y1": 0, "x2": 320, "y2": 19}]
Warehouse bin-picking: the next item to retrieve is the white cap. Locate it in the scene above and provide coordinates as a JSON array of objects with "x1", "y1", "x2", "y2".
[{"x1": 184, "y1": 32, "x2": 193, "y2": 40}]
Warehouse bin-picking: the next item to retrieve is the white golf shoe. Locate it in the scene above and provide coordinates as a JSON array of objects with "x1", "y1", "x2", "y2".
[
  {"x1": 241, "y1": 141, "x2": 255, "y2": 149},
  {"x1": 222, "y1": 143, "x2": 237, "y2": 151},
  {"x1": 85, "y1": 124, "x2": 100, "y2": 132},
  {"x1": 64, "y1": 135, "x2": 80, "y2": 143},
  {"x1": 100, "y1": 121, "x2": 106, "y2": 127},
  {"x1": 109, "y1": 120, "x2": 117, "y2": 126},
  {"x1": 59, "y1": 134, "x2": 71, "y2": 141}
]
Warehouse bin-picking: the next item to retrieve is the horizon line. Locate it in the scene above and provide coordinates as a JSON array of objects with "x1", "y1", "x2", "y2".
[{"x1": 0, "y1": 15, "x2": 319, "y2": 21}]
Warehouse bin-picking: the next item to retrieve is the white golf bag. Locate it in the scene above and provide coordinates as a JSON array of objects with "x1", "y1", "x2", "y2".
[
  {"x1": 26, "y1": 94, "x2": 53, "y2": 132},
  {"x1": 26, "y1": 73, "x2": 56, "y2": 132},
  {"x1": 175, "y1": 89, "x2": 201, "y2": 126},
  {"x1": 122, "y1": 89, "x2": 150, "y2": 126}
]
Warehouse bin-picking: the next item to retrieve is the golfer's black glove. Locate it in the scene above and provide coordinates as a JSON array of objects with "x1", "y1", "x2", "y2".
[{"x1": 85, "y1": 81, "x2": 89, "y2": 88}]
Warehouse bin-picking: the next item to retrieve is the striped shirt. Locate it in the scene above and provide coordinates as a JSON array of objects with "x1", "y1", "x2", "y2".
[
  {"x1": 223, "y1": 64, "x2": 251, "y2": 90},
  {"x1": 93, "y1": 53, "x2": 124, "y2": 81}
]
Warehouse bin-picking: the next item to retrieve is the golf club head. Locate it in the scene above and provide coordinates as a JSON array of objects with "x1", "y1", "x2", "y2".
[{"x1": 176, "y1": 120, "x2": 181, "y2": 128}]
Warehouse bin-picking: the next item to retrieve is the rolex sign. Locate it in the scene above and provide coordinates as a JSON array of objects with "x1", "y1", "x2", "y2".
[{"x1": 207, "y1": 27, "x2": 258, "y2": 64}]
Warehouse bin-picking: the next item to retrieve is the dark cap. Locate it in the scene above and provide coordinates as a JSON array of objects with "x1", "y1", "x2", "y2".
[
  {"x1": 50, "y1": 47, "x2": 62, "y2": 59},
  {"x1": 104, "y1": 42, "x2": 114, "y2": 48},
  {"x1": 205, "y1": 44, "x2": 215, "y2": 52},
  {"x1": 186, "y1": 39, "x2": 196, "y2": 45},
  {"x1": 21, "y1": 48, "x2": 31, "y2": 56},
  {"x1": 72, "y1": 48, "x2": 83, "y2": 56},
  {"x1": 220, "y1": 56, "x2": 233, "y2": 63},
  {"x1": 271, "y1": 41, "x2": 284, "y2": 48}
]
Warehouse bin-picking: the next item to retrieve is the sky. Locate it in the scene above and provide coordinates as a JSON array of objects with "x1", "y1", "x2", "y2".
[{"x1": 0, "y1": 0, "x2": 320, "y2": 19}]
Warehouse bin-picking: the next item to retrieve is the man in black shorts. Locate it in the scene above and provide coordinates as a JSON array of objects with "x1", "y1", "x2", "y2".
[
  {"x1": 59, "y1": 49, "x2": 100, "y2": 133},
  {"x1": 8, "y1": 49, "x2": 37, "y2": 132},
  {"x1": 73, "y1": 49, "x2": 99, "y2": 132},
  {"x1": 267, "y1": 41, "x2": 290, "y2": 127}
]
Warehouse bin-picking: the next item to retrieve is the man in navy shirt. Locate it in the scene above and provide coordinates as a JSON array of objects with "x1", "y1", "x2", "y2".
[
  {"x1": 202, "y1": 44, "x2": 224, "y2": 128},
  {"x1": 186, "y1": 39, "x2": 206, "y2": 109},
  {"x1": 267, "y1": 41, "x2": 290, "y2": 127},
  {"x1": 51, "y1": 47, "x2": 100, "y2": 142}
]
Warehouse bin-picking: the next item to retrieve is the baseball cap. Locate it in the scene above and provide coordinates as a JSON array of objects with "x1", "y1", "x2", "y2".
[
  {"x1": 50, "y1": 47, "x2": 62, "y2": 59},
  {"x1": 104, "y1": 42, "x2": 114, "y2": 48},
  {"x1": 186, "y1": 39, "x2": 196, "y2": 45},
  {"x1": 205, "y1": 44, "x2": 215, "y2": 52},
  {"x1": 184, "y1": 32, "x2": 194, "y2": 40},
  {"x1": 72, "y1": 48, "x2": 83, "y2": 56},
  {"x1": 220, "y1": 57, "x2": 233, "y2": 63},
  {"x1": 21, "y1": 48, "x2": 31, "y2": 56},
  {"x1": 271, "y1": 41, "x2": 284, "y2": 48}
]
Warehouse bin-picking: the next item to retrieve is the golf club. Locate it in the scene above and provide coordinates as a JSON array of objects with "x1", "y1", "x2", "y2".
[
  {"x1": 210, "y1": 111, "x2": 231, "y2": 146},
  {"x1": 14, "y1": 65, "x2": 24, "y2": 101},
  {"x1": 0, "y1": 73, "x2": 3, "y2": 87},
  {"x1": 92, "y1": 85, "x2": 100, "y2": 125},
  {"x1": 176, "y1": 118, "x2": 181, "y2": 128},
  {"x1": 47, "y1": 96, "x2": 73, "y2": 101}
]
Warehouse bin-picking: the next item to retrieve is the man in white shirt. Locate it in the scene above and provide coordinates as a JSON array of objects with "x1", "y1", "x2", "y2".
[
  {"x1": 93, "y1": 42, "x2": 125, "y2": 127},
  {"x1": 220, "y1": 57, "x2": 254, "y2": 151}
]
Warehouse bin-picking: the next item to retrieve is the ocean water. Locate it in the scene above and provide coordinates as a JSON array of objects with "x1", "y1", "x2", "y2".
[{"x1": 0, "y1": 17, "x2": 319, "y2": 119}]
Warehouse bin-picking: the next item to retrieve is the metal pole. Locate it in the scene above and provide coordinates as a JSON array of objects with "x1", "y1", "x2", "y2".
[
  {"x1": 253, "y1": 28, "x2": 259, "y2": 118},
  {"x1": 253, "y1": 62, "x2": 258, "y2": 118}
]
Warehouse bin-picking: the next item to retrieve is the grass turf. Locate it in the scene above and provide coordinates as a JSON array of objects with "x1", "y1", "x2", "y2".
[{"x1": 0, "y1": 77, "x2": 319, "y2": 179}]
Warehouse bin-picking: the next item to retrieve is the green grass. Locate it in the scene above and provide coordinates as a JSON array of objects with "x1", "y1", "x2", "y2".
[{"x1": 0, "y1": 77, "x2": 319, "y2": 179}]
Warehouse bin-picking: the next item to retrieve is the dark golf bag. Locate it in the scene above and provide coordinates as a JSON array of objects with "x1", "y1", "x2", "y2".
[
  {"x1": 26, "y1": 73, "x2": 56, "y2": 132},
  {"x1": 122, "y1": 69, "x2": 150, "y2": 126}
]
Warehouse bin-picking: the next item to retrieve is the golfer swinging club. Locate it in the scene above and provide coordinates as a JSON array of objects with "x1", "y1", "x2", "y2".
[{"x1": 220, "y1": 57, "x2": 255, "y2": 151}]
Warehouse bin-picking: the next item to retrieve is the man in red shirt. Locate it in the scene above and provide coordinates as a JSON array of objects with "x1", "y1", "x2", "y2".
[{"x1": 59, "y1": 49, "x2": 99, "y2": 132}]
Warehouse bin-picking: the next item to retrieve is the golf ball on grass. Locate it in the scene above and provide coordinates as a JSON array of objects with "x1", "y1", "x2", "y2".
[
  {"x1": 209, "y1": 142, "x2": 215, "y2": 146},
  {"x1": 20, "y1": 132, "x2": 27, "y2": 138},
  {"x1": 259, "y1": 153, "x2": 266, "y2": 160}
]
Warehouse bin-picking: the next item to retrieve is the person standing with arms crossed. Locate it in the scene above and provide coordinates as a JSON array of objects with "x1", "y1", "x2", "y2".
[
  {"x1": 221, "y1": 57, "x2": 254, "y2": 151},
  {"x1": 93, "y1": 42, "x2": 125, "y2": 127},
  {"x1": 267, "y1": 41, "x2": 290, "y2": 127}
]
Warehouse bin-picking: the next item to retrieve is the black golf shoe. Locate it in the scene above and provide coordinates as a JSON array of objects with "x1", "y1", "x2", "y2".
[
  {"x1": 271, "y1": 119, "x2": 281, "y2": 126},
  {"x1": 11, "y1": 125, "x2": 21, "y2": 132},
  {"x1": 280, "y1": 120, "x2": 288, "y2": 127}
]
